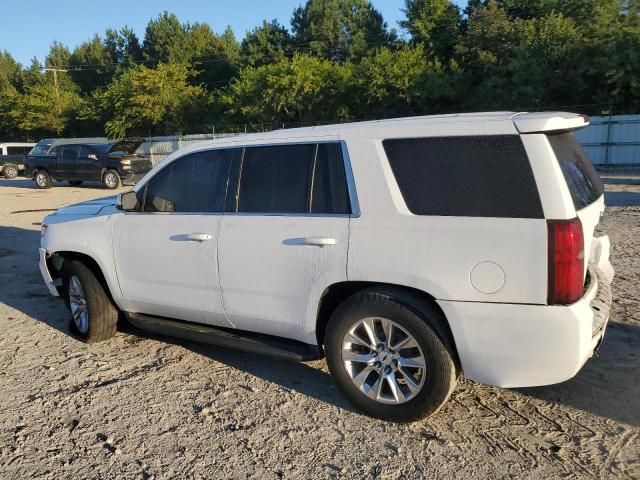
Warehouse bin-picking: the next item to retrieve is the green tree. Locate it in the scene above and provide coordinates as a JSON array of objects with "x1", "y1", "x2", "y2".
[
  {"x1": 142, "y1": 12, "x2": 189, "y2": 63},
  {"x1": 105, "y1": 26, "x2": 143, "y2": 68},
  {"x1": 222, "y1": 54, "x2": 352, "y2": 126},
  {"x1": 353, "y1": 44, "x2": 459, "y2": 118},
  {"x1": 291, "y1": 0, "x2": 395, "y2": 61},
  {"x1": 10, "y1": 81, "x2": 83, "y2": 136},
  {"x1": 0, "y1": 52, "x2": 22, "y2": 139},
  {"x1": 242, "y1": 20, "x2": 291, "y2": 66},
  {"x1": 99, "y1": 63, "x2": 206, "y2": 138},
  {"x1": 69, "y1": 34, "x2": 116, "y2": 94},
  {"x1": 187, "y1": 23, "x2": 237, "y2": 88},
  {"x1": 401, "y1": 0, "x2": 461, "y2": 60}
]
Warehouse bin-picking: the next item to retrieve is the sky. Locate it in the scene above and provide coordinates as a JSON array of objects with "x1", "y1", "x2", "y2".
[{"x1": 0, "y1": 0, "x2": 464, "y2": 67}]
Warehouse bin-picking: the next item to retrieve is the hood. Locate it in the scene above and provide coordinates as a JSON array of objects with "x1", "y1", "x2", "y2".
[
  {"x1": 109, "y1": 138, "x2": 145, "y2": 155},
  {"x1": 54, "y1": 196, "x2": 117, "y2": 216}
]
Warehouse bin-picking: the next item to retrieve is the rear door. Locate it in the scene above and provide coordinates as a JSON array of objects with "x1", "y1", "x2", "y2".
[
  {"x1": 218, "y1": 142, "x2": 351, "y2": 342},
  {"x1": 76, "y1": 145, "x2": 103, "y2": 181},
  {"x1": 112, "y1": 148, "x2": 237, "y2": 326},
  {"x1": 57, "y1": 146, "x2": 79, "y2": 180}
]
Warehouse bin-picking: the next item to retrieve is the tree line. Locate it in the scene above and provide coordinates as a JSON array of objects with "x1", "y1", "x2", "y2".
[{"x1": 0, "y1": 0, "x2": 639, "y2": 140}]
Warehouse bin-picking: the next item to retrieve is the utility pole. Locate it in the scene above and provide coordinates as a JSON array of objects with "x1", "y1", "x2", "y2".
[{"x1": 44, "y1": 68, "x2": 68, "y2": 114}]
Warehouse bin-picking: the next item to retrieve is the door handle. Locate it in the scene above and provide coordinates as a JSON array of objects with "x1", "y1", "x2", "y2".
[
  {"x1": 185, "y1": 233, "x2": 213, "y2": 242},
  {"x1": 283, "y1": 236, "x2": 337, "y2": 247}
]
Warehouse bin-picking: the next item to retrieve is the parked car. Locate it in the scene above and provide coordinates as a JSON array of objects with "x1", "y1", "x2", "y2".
[
  {"x1": 25, "y1": 138, "x2": 152, "y2": 189},
  {"x1": 0, "y1": 142, "x2": 35, "y2": 178},
  {"x1": 37, "y1": 112, "x2": 614, "y2": 422},
  {"x1": 23, "y1": 137, "x2": 109, "y2": 182}
]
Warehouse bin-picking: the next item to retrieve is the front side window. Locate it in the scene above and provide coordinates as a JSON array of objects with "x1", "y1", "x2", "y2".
[
  {"x1": 142, "y1": 149, "x2": 235, "y2": 213},
  {"x1": 383, "y1": 135, "x2": 544, "y2": 218}
]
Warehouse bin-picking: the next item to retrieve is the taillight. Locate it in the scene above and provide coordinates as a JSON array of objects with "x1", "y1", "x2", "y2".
[{"x1": 547, "y1": 218, "x2": 585, "y2": 305}]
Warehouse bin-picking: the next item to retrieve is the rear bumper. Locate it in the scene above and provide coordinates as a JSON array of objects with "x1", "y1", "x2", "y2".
[
  {"x1": 438, "y1": 262, "x2": 613, "y2": 388},
  {"x1": 39, "y1": 248, "x2": 60, "y2": 297}
]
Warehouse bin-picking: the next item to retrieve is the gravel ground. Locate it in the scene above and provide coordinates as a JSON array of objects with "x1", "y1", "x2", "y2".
[{"x1": 0, "y1": 176, "x2": 638, "y2": 479}]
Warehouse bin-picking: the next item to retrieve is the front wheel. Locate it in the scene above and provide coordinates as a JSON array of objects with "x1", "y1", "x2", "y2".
[
  {"x1": 325, "y1": 288, "x2": 458, "y2": 422},
  {"x1": 63, "y1": 260, "x2": 118, "y2": 343},
  {"x1": 2, "y1": 163, "x2": 19, "y2": 179},
  {"x1": 103, "y1": 170, "x2": 120, "y2": 189},
  {"x1": 34, "y1": 170, "x2": 52, "y2": 189}
]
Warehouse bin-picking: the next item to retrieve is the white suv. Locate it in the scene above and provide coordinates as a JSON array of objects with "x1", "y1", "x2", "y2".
[{"x1": 39, "y1": 112, "x2": 614, "y2": 422}]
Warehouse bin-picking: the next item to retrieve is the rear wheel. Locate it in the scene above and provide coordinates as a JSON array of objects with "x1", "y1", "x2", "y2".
[
  {"x1": 63, "y1": 260, "x2": 118, "y2": 343},
  {"x1": 103, "y1": 170, "x2": 120, "y2": 189},
  {"x1": 325, "y1": 288, "x2": 458, "y2": 422},
  {"x1": 68, "y1": 180, "x2": 83, "y2": 186},
  {"x1": 2, "y1": 163, "x2": 19, "y2": 179},
  {"x1": 34, "y1": 170, "x2": 52, "y2": 189}
]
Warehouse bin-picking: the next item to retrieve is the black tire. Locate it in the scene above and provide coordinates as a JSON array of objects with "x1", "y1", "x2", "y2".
[
  {"x1": 2, "y1": 163, "x2": 19, "y2": 179},
  {"x1": 68, "y1": 180, "x2": 83, "y2": 186},
  {"x1": 63, "y1": 260, "x2": 118, "y2": 343},
  {"x1": 34, "y1": 170, "x2": 52, "y2": 189},
  {"x1": 103, "y1": 170, "x2": 120, "y2": 189},
  {"x1": 325, "y1": 288, "x2": 458, "y2": 422}
]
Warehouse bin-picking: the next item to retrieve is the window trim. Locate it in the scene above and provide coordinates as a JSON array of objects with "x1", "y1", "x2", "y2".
[{"x1": 128, "y1": 140, "x2": 360, "y2": 218}]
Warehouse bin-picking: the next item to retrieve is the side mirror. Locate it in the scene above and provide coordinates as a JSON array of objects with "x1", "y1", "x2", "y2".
[{"x1": 116, "y1": 191, "x2": 139, "y2": 211}]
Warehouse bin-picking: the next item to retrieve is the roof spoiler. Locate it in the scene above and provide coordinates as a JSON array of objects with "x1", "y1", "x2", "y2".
[{"x1": 511, "y1": 112, "x2": 589, "y2": 134}]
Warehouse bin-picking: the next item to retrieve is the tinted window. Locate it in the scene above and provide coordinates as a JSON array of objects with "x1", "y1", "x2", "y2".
[
  {"x1": 7, "y1": 146, "x2": 29, "y2": 155},
  {"x1": 547, "y1": 133, "x2": 604, "y2": 210},
  {"x1": 383, "y1": 135, "x2": 543, "y2": 218},
  {"x1": 238, "y1": 144, "x2": 315, "y2": 213},
  {"x1": 143, "y1": 149, "x2": 234, "y2": 213},
  {"x1": 62, "y1": 147, "x2": 78, "y2": 161},
  {"x1": 311, "y1": 143, "x2": 350, "y2": 214}
]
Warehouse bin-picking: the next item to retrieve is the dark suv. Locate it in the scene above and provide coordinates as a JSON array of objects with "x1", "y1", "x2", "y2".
[{"x1": 25, "y1": 139, "x2": 153, "y2": 189}]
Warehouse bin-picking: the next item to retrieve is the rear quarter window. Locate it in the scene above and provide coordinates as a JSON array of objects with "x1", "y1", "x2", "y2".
[
  {"x1": 383, "y1": 135, "x2": 543, "y2": 218},
  {"x1": 546, "y1": 133, "x2": 604, "y2": 210}
]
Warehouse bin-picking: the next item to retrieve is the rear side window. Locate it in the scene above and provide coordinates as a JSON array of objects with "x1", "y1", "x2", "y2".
[
  {"x1": 143, "y1": 149, "x2": 234, "y2": 213},
  {"x1": 238, "y1": 144, "x2": 315, "y2": 213},
  {"x1": 547, "y1": 133, "x2": 604, "y2": 210},
  {"x1": 62, "y1": 147, "x2": 78, "y2": 161},
  {"x1": 236, "y1": 143, "x2": 351, "y2": 214},
  {"x1": 311, "y1": 143, "x2": 351, "y2": 214},
  {"x1": 383, "y1": 135, "x2": 543, "y2": 218}
]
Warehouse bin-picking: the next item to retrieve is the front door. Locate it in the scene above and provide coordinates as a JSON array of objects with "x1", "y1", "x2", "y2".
[
  {"x1": 112, "y1": 148, "x2": 236, "y2": 327},
  {"x1": 218, "y1": 142, "x2": 352, "y2": 342}
]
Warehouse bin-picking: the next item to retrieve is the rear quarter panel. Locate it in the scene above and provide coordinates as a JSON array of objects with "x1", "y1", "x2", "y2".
[{"x1": 345, "y1": 133, "x2": 548, "y2": 305}]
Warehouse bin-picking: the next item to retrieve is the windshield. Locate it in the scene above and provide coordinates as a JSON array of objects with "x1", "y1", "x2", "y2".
[{"x1": 28, "y1": 140, "x2": 54, "y2": 156}]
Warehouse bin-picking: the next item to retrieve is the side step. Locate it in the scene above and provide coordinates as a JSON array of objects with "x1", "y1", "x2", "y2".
[{"x1": 125, "y1": 313, "x2": 323, "y2": 362}]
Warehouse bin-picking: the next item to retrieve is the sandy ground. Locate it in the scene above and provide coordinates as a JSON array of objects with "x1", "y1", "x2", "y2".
[{"x1": 0, "y1": 175, "x2": 638, "y2": 479}]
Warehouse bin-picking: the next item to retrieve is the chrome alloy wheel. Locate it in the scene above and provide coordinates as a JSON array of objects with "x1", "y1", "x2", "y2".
[
  {"x1": 69, "y1": 275, "x2": 89, "y2": 333},
  {"x1": 341, "y1": 317, "x2": 426, "y2": 405},
  {"x1": 104, "y1": 172, "x2": 118, "y2": 188},
  {"x1": 4, "y1": 165, "x2": 18, "y2": 178},
  {"x1": 35, "y1": 171, "x2": 48, "y2": 187}
]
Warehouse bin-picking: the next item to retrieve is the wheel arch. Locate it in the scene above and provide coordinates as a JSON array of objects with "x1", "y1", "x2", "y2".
[
  {"x1": 49, "y1": 251, "x2": 120, "y2": 308},
  {"x1": 315, "y1": 281, "x2": 460, "y2": 369}
]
